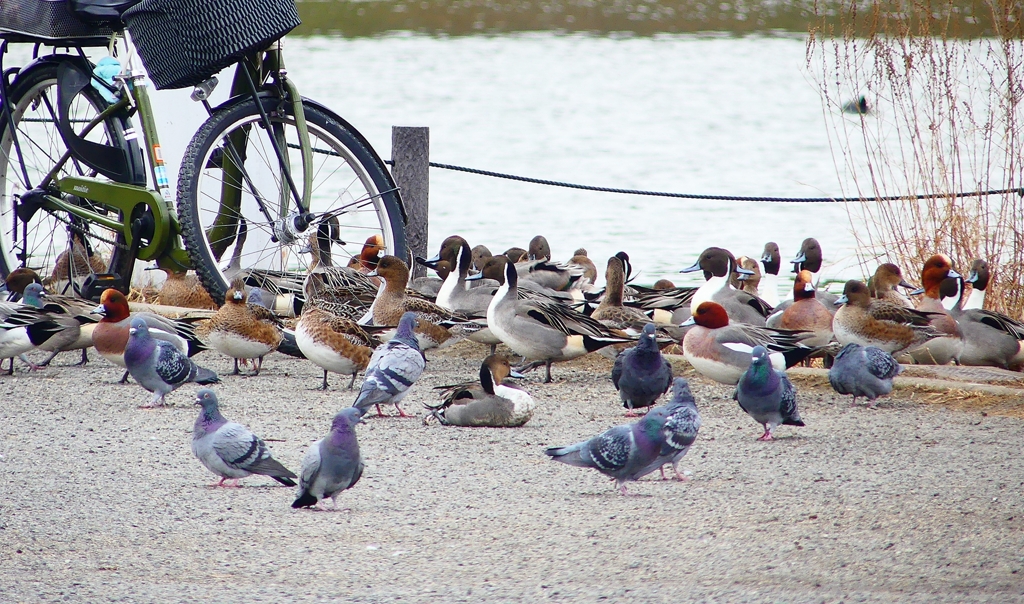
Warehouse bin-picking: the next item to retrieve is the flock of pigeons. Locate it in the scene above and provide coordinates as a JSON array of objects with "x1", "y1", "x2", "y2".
[{"x1": 2, "y1": 232, "x2": 1019, "y2": 503}]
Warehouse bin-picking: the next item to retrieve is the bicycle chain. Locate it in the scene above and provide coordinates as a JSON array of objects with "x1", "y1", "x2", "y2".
[{"x1": 39, "y1": 203, "x2": 130, "y2": 251}]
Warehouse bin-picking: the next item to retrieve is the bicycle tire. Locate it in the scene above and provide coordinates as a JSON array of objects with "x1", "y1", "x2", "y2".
[
  {"x1": 0, "y1": 57, "x2": 132, "y2": 291},
  {"x1": 177, "y1": 95, "x2": 407, "y2": 305}
]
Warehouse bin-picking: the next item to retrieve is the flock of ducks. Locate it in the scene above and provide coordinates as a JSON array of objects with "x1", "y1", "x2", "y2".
[{"x1": 3, "y1": 232, "x2": 1022, "y2": 501}]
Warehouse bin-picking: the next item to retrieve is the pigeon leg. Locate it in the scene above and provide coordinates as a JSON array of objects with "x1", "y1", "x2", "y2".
[
  {"x1": 140, "y1": 392, "x2": 165, "y2": 408},
  {"x1": 659, "y1": 465, "x2": 668, "y2": 480},
  {"x1": 756, "y1": 425, "x2": 774, "y2": 441},
  {"x1": 395, "y1": 404, "x2": 411, "y2": 418},
  {"x1": 118, "y1": 369, "x2": 130, "y2": 384},
  {"x1": 232, "y1": 359, "x2": 240, "y2": 375},
  {"x1": 849, "y1": 395, "x2": 858, "y2": 407},
  {"x1": 672, "y1": 463, "x2": 690, "y2": 482},
  {"x1": 319, "y1": 370, "x2": 329, "y2": 391},
  {"x1": 375, "y1": 404, "x2": 387, "y2": 418},
  {"x1": 618, "y1": 484, "x2": 630, "y2": 496},
  {"x1": 347, "y1": 373, "x2": 356, "y2": 390}
]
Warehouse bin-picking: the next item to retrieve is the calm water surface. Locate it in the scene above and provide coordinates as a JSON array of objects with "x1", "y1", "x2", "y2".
[{"x1": 144, "y1": 33, "x2": 873, "y2": 289}]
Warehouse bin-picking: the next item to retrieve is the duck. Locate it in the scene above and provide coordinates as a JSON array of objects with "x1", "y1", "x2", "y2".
[
  {"x1": 757, "y1": 242, "x2": 782, "y2": 307},
  {"x1": 91, "y1": 288, "x2": 207, "y2": 381},
  {"x1": 426, "y1": 355, "x2": 536, "y2": 427},
  {"x1": 513, "y1": 235, "x2": 589, "y2": 293},
  {"x1": 20, "y1": 283, "x2": 96, "y2": 367},
  {"x1": 294, "y1": 299, "x2": 377, "y2": 389},
  {"x1": 300, "y1": 225, "x2": 379, "y2": 314},
  {"x1": 367, "y1": 255, "x2": 476, "y2": 351},
  {"x1": 940, "y1": 274, "x2": 1024, "y2": 369},
  {"x1": 774, "y1": 237, "x2": 839, "y2": 312},
  {"x1": 0, "y1": 290, "x2": 64, "y2": 373},
  {"x1": 680, "y1": 301, "x2": 816, "y2": 385},
  {"x1": 729, "y1": 255, "x2": 762, "y2": 297},
  {"x1": 194, "y1": 277, "x2": 284, "y2": 375},
  {"x1": 902, "y1": 254, "x2": 963, "y2": 365},
  {"x1": 420, "y1": 236, "x2": 502, "y2": 353},
  {"x1": 591, "y1": 253, "x2": 651, "y2": 330},
  {"x1": 504, "y1": 247, "x2": 528, "y2": 263},
  {"x1": 346, "y1": 234, "x2": 385, "y2": 272},
  {"x1": 629, "y1": 284, "x2": 698, "y2": 325},
  {"x1": 486, "y1": 259, "x2": 630, "y2": 382},
  {"x1": 774, "y1": 270, "x2": 834, "y2": 347},
  {"x1": 47, "y1": 233, "x2": 106, "y2": 289},
  {"x1": 471, "y1": 245, "x2": 492, "y2": 271},
  {"x1": 473, "y1": 255, "x2": 578, "y2": 303},
  {"x1": 963, "y1": 259, "x2": 990, "y2": 310},
  {"x1": 4, "y1": 267, "x2": 42, "y2": 302},
  {"x1": 831, "y1": 280, "x2": 940, "y2": 355},
  {"x1": 568, "y1": 248, "x2": 598, "y2": 284},
  {"x1": 842, "y1": 95, "x2": 870, "y2": 114},
  {"x1": 151, "y1": 267, "x2": 219, "y2": 310},
  {"x1": 867, "y1": 262, "x2": 916, "y2": 307},
  {"x1": 679, "y1": 247, "x2": 772, "y2": 326}
]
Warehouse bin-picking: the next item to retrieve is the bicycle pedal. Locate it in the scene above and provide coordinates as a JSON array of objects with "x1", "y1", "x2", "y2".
[{"x1": 82, "y1": 273, "x2": 125, "y2": 301}]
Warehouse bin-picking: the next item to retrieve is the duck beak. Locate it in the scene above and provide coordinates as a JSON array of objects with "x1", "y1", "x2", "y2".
[
  {"x1": 679, "y1": 259, "x2": 701, "y2": 274},
  {"x1": 233, "y1": 290, "x2": 244, "y2": 300},
  {"x1": 908, "y1": 287, "x2": 925, "y2": 296},
  {"x1": 735, "y1": 266, "x2": 755, "y2": 276},
  {"x1": 366, "y1": 269, "x2": 379, "y2": 278},
  {"x1": 760, "y1": 252, "x2": 772, "y2": 263},
  {"x1": 679, "y1": 316, "x2": 696, "y2": 327},
  {"x1": 297, "y1": 242, "x2": 312, "y2": 254},
  {"x1": 966, "y1": 271, "x2": 979, "y2": 283},
  {"x1": 465, "y1": 272, "x2": 483, "y2": 281},
  {"x1": 736, "y1": 273, "x2": 749, "y2": 281},
  {"x1": 803, "y1": 282, "x2": 815, "y2": 292},
  {"x1": 90, "y1": 304, "x2": 106, "y2": 316},
  {"x1": 947, "y1": 269, "x2": 961, "y2": 280},
  {"x1": 791, "y1": 252, "x2": 807, "y2": 264},
  {"x1": 898, "y1": 279, "x2": 916, "y2": 289},
  {"x1": 415, "y1": 255, "x2": 440, "y2": 269},
  {"x1": 834, "y1": 295, "x2": 848, "y2": 306},
  {"x1": 508, "y1": 369, "x2": 525, "y2": 379}
]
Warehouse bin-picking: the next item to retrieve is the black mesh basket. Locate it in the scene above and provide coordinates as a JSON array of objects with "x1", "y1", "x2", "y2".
[
  {"x1": 0, "y1": 0, "x2": 113, "y2": 44},
  {"x1": 122, "y1": 0, "x2": 300, "y2": 90}
]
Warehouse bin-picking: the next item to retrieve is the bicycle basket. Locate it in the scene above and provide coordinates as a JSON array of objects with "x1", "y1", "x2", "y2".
[
  {"x1": 0, "y1": 0, "x2": 113, "y2": 44},
  {"x1": 122, "y1": 0, "x2": 300, "y2": 90}
]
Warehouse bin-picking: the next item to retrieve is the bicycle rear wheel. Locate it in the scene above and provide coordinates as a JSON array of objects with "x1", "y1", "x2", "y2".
[
  {"x1": 0, "y1": 58, "x2": 130, "y2": 293},
  {"x1": 177, "y1": 96, "x2": 407, "y2": 305}
]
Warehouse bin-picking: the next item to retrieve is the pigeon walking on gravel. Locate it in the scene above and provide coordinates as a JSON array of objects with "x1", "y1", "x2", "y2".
[
  {"x1": 611, "y1": 322, "x2": 673, "y2": 416},
  {"x1": 734, "y1": 345, "x2": 804, "y2": 440},
  {"x1": 829, "y1": 342, "x2": 901, "y2": 407},
  {"x1": 125, "y1": 317, "x2": 220, "y2": 407},
  {"x1": 352, "y1": 312, "x2": 425, "y2": 417},
  {"x1": 292, "y1": 407, "x2": 364, "y2": 510},
  {"x1": 644, "y1": 378, "x2": 702, "y2": 481},
  {"x1": 544, "y1": 407, "x2": 671, "y2": 495},
  {"x1": 191, "y1": 389, "x2": 297, "y2": 487}
]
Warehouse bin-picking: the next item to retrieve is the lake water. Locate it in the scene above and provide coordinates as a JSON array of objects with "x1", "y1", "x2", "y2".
[
  {"x1": 278, "y1": 32, "x2": 874, "y2": 289},
  {"x1": 11, "y1": 32, "x2": 880, "y2": 292}
]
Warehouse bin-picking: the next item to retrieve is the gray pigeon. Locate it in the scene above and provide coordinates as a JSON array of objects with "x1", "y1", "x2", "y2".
[
  {"x1": 544, "y1": 406, "x2": 671, "y2": 495},
  {"x1": 247, "y1": 287, "x2": 274, "y2": 310},
  {"x1": 125, "y1": 316, "x2": 220, "y2": 407},
  {"x1": 191, "y1": 389, "x2": 297, "y2": 487},
  {"x1": 292, "y1": 407, "x2": 364, "y2": 510},
  {"x1": 734, "y1": 345, "x2": 804, "y2": 440},
  {"x1": 643, "y1": 377, "x2": 701, "y2": 481},
  {"x1": 352, "y1": 312, "x2": 425, "y2": 417},
  {"x1": 829, "y1": 342, "x2": 901, "y2": 407},
  {"x1": 611, "y1": 322, "x2": 673, "y2": 415}
]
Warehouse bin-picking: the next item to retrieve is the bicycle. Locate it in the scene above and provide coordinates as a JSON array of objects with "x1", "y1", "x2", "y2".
[{"x1": 0, "y1": 0, "x2": 407, "y2": 309}]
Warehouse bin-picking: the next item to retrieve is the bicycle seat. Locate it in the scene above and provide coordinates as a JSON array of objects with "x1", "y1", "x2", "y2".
[{"x1": 68, "y1": 0, "x2": 145, "y2": 28}]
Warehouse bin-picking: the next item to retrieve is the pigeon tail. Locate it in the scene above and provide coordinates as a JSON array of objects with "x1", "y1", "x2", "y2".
[
  {"x1": 783, "y1": 417, "x2": 806, "y2": 427},
  {"x1": 352, "y1": 387, "x2": 393, "y2": 415},
  {"x1": 194, "y1": 366, "x2": 220, "y2": 385},
  {"x1": 291, "y1": 491, "x2": 319, "y2": 508},
  {"x1": 544, "y1": 444, "x2": 589, "y2": 468}
]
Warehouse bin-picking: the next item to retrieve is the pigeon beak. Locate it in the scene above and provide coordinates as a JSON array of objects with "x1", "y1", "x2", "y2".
[
  {"x1": 90, "y1": 304, "x2": 106, "y2": 316},
  {"x1": 129, "y1": 327, "x2": 137, "y2": 335},
  {"x1": 834, "y1": 295, "x2": 848, "y2": 306},
  {"x1": 678, "y1": 259, "x2": 702, "y2": 274},
  {"x1": 679, "y1": 316, "x2": 696, "y2": 327}
]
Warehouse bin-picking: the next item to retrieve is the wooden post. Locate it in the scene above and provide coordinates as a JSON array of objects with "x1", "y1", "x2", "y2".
[{"x1": 391, "y1": 126, "x2": 429, "y2": 281}]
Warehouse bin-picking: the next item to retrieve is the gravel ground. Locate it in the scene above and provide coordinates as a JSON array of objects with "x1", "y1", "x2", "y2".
[{"x1": 1, "y1": 342, "x2": 1022, "y2": 603}]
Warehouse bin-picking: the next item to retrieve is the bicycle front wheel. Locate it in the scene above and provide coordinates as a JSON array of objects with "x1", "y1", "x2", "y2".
[{"x1": 177, "y1": 96, "x2": 407, "y2": 304}]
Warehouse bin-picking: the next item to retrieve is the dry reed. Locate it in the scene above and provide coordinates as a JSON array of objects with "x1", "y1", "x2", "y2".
[{"x1": 807, "y1": 0, "x2": 1024, "y2": 318}]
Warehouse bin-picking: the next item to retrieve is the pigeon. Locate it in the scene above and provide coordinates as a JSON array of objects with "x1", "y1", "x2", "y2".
[
  {"x1": 611, "y1": 322, "x2": 673, "y2": 416},
  {"x1": 125, "y1": 316, "x2": 220, "y2": 407},
  {"x1": 643, "y1": 377, "x2": 701, "y2": 481},
  {"x1": 544, "y1": 406, "x2": 672, "y2": 495},
  {"x1": 191, "y1": 389, "x2": 297, "y2": 487},
  {"x1": 829, "y1": 342, "x2": 901, "y2": 407},
  {"x1": 734, "y1": 345, "x2": 804, "y2": 440},
  {"x1": 352, "y1": 312, "x2": 425, "y2": 417},
  {"x1": 292, "y1": 407, "x2": 364, "y2": 510}
]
